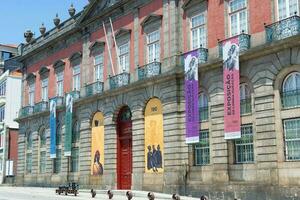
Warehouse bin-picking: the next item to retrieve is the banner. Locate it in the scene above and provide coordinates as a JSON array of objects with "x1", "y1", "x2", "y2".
[
  {"x1": 91, "y1": 112, "x2": 104, "y2": 176},
  {"x1": 64, "y1": 93, "x2": 73, "y2": 156},
  {"x1": 50, "y1": 99, "x2": 57, "y2": 158},
  {"x1": 184, "y1": 50, "x2": 199, "y2": 144},
  {"x1": 144, "y1": 98, "x2": 164, "y2": 173},
  {"x1": 223, "y1": 37, "x2": 241, "y2": 139}
]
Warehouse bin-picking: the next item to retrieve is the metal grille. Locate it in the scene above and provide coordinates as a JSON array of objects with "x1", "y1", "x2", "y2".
[
  {"x1": 235, "y1": 124, "x2": 254, "y2": 163},
  {"x1": 53, "y1": 149, "x2": 61, "y2": 174},
  {"x1": 71, "y1": 147, "x2": 79, "y2": 172},
  {"x1": 40, "y1": 151, "x2": 46, "y2": 173},
  {"x1": 194, "y1": 130, "x2": 210, "y2": 165},
  {"x1": 284, "y1": 118, "x2": 300, "y2": 160}
]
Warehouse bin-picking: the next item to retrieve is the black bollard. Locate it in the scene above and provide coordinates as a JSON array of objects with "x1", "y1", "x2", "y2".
[
  {"x1": 107, "y1": 190, "x2": 113, "y2": 199},
  {"x1": 126, "y1": 191, "x2": 133, "y2": 200}
]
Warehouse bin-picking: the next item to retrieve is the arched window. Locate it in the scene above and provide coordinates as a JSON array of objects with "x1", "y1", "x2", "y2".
[
  {"x1": 198, "y1": 92, "x2": 208, "y2": 121},
  {"x1": 39, "y1": 128, "x2": 46, "y2": 173},
  {"x1": 71, "y1": 121, "x2": 80, "y2": 172},
  {"x1": 282, "y1": 72, "x2": 300, "y2": 108},
  {"x1": 26, "y1": 132, "x2": 32, "y2": 173},
  {"x1": 240, "y1": 83, "x2": 251, "y2": 114}
]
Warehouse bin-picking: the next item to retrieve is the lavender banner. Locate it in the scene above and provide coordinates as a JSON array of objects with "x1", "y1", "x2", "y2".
[{"x1": 184, "y1": 49, "x2": 199, "y2": 144}]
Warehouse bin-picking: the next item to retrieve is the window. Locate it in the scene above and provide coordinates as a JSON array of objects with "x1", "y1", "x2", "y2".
[
  {"x1": 0, "y1": 81, "x2": 6, "y2": 96},
  {"x1": 41, "y1": 78, "x2": 48, "y2": 101},
  {"x1": 282, "y1": 72, "x2": 300, "y2": 108},
  {"x1": 0, "y1": 134, "x2": 3, "y2": 148},
  {"x1": 0, "y1": 106, "x2": 5, "y2": 122},
  {"x1": 71, "y1": 147, "x2": 79, "y2": 172},
  {"x1": 2, "y1": 51, "x2": 12, "y2": 61},
  {"x1": 56, "y1": 71, "x2": 64, "y2": 97},
  {"x1": 147, "y1": 30, "x2": 160, "y2": 63},
  {"x1": 235, "y1": 124, "x2": 254, "y2": 163},
  {"x1": 119, "y1": 42, "x2": 130, "y2": 73},
  {"x1": 53, "y1": 149, "x2": 61, "y2": 173},
  {"x1": 26, "y1": 153, "x2": 32, "y2": 173},
  {"x1": 28, "y1": 83, "x2": 35, "y2": 106},
  {"x1": 240, "y1": 83, "x2": 251, "y2": 114},
  {"x1": 199, "y1": 92, "x2": 209, "y2": 121},
  {"x1": 94, "y1": 54, "x2": 104, "y2": 82},
  {"x1": 72, "y1": 121, "x2": 80, "y2": 143},
  {"x1": 194, "y1": 130, "x2": 210, "y2": 165},
  {"x1": 284, "y1": 118, "x2": 300, "y2": 160},
  {"x1": 229, "y1": 0, "x2": 248, "y2": 36},
  {"x1": 191, "y1": 14, "x2": 207, "y2": 49},
  {"x1": 40, "y1": 129, "x2": 46, "y2": 148},
  {"x1": 0, "y1": 157, "x2": 2, "y2": 171},
  {"x1": 40, "y1": 151, "x2": 46, "y2": 173},
  {"x1": 278, "y1": 0, "x2": 299, "y2": 20},
  {"x1": 72, "y1": 65, "x2": 80, "y2": 91}
]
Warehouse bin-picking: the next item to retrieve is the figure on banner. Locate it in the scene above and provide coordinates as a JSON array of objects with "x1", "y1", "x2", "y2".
[
  {"x1": 147, "y1": 144, "x2": 163, "y2": 172},
  {"x1": 185, "y1": 55, "x2": 198, "y2": 81},
  {"x1": 223, "y1": 43, "x2": 239, "y2": 71},
  {"x1": 92, "y1": 150, "x2": 103, "y2": 175},
  {"x1": 50, "y1": 100, "x2": 56, "y2": 117},
  {"x1": 66, "y1": 94, "x2": 73, "y2": 113}
]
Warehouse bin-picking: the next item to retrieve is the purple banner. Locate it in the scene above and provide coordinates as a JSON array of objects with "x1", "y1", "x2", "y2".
[{"x1": 184, "y1": 49, "x2": 199, "y2": 144}]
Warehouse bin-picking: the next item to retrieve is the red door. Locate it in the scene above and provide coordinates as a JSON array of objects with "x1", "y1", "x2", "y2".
[{"x1": 117, "y1": 107, "x2": 132, "y2": 189}]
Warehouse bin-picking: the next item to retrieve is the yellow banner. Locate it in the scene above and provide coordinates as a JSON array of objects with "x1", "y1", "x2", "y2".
[
  {"x1": 145, "y1": 98, "x2": 164, "y2": 173},
  {"x1": 91, "y1": 112, "x2": 104, "y2": 176}
]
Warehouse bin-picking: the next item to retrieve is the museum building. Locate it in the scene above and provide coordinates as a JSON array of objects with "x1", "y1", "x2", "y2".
[{"x1": 16, "y1": 0, "x2": 300, "y2": 199}]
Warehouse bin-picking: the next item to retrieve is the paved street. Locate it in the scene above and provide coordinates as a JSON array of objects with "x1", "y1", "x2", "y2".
[{"x1": 0, "y1": 186, "x2": 198, "y2": 200}]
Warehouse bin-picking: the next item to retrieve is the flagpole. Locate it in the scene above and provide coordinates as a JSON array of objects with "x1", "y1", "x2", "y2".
[
  {"x1": 102, "y1": 21, "x2": 115, "y2": 76},
  {"x1": 109, "y1": 17, "x2": 120, "y2": 73}
]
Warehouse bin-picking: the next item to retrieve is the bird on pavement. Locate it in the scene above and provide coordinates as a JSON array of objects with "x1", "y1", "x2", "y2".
[
  {"x1": 172, "y1": 193, "x2": 180, "y2": 200},
  {"x1": 91, "y1": 189, "x2": 96, "y2": 198},
  {"x1": 107, "y1": 190, "x2": 113, "y2": 199}
]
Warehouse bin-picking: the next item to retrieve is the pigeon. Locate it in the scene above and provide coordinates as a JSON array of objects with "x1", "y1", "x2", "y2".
[
  {"x1": 147, "y1": 192, "x2": 155, "y2": 200},
  {"x1": 126, "y1": 191, "x2": 133, "y2": 200},
  {"x1": 172, "y1": 194, "x2": 180, "y2": 200},
  {"x1": 107, "y1": 190, "x2": 113, "y2": 199}
]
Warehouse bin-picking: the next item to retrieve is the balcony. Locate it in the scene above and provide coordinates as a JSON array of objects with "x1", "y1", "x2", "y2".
[
  {"x1": 240, "y1": 98, "x2": 252, "y2": 115},
  {"x1": 180, "y1": 47, "x2": 209, "y2": 67},
  {"x1": 281, "y1": 89, "x2": 300, "y2": 108},
  {"x1": 82, "y1": 81, "x2": 104, "y2": 98},
  {"x1": 265, "y1": 15, "x2": 300, "y2": 43},
  {"x1": 218, "y1": 32, "x2": 251, "y2": 58},
  {"x1": 49, "y1": 96, "x2": 64, "y2": 107},
  {"x1": 34, "y1": 101, "x2": 48, "y2": 113},
  {"x1": 138, "y1": 61, "x2": 161, "y2": 80},
  {"x1": 19, "y1": 106, "x2": 34, "y2": 117},
  {"x1": 109, "y1": 72, "x2": 130, "y2": 89}
]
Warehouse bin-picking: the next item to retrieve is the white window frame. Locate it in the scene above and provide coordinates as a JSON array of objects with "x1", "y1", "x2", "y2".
[
  {"x1": 194, "y1": 130, "x2": 210, "y2": 165},
  {"x1": 147, "y1": 30, "x2": 160, "y2": 63},
  {"x1": 235, "y1": 124, "x2": 254, "y2": 164},
  {"x1": 72, "y1": 65, "x2": 81, "y2": 91},
  {"x1": 94, "y1": 54, "x2": 104, "y2": 82},
  {"x1": 283, "y1": 72, "x2": 300, "y2": 92},
  {"x1": 118, "y1": 42, "x2": 130, "y2": 73},
  {"x1": 277, "y1": 0, "x2": 299, "y2": 20},
  {"x1": 0, "y1": 106, "x2": 5, "y2": 122},
  {"x1": 284, "y1": 118, "x2": 300, "y2": 161},
  {"x1": 56, "y1": 71, "x2": 64, "y2": 97},
  {"x1": 41, "y1": 78, "x2": 48, "y2": 101},
  {"x1": 28, "y1": 83, "x2": 35, "y2": 106},
  {"x1": 190, "y1": 13, "x2": 207, "y2": 49},
  {"x1": 228, "y1": 0, "x2": 248, "y2": 36},
  {"x1": 0, "y1": 81, "x2": 6, "y2": 96}
]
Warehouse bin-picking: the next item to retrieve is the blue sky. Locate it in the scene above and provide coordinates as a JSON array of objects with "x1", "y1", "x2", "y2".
[{"x1": 0, "y1": 0, "x2": 89, "y2": 45}]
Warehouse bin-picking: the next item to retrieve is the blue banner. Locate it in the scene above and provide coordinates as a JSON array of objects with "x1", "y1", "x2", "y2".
[{"x1": 50, "y1": 99, "x2": 57, "y2": 158}]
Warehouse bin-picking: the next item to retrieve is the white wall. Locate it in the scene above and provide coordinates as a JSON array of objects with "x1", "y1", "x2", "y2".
[{"x1": 4, "y1": 76, "x2": 22, "y2": 129}]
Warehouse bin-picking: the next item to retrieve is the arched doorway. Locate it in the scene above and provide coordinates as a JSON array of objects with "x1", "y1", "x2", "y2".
[
  {"x1": 117, "y1": 106, "x2": 132, "y2": 189},
  {"x1": 91, "y1": 112, "x2": 104, "y2": 176}
]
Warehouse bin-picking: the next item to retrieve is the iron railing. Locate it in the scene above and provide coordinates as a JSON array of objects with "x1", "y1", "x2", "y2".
[
  {"x1": 265, "y1": 15, "x2": 300, "y2": 43},
  {"x1": 82, "y1": 81, "x2": 104, "y2": 97},
  {"x1": 281, "y1": 89, "x2": 300, "y2": 108},
  {"x1": 138, "y1": 61, "x2": 161, "y2": 80},
  {"x1": 218, "y1": 32, "x2": 251, "y2": 58},
  {"x1": 240, "y1": 98, "x2": 252, "y2": 115},
  {"x1": 65, "y1": 90, "x2": 80, "y2": 102},
  {"x1": 180, "y1": 46, "x2": 209, "y2": 67},
  {"x1": 109, "y1": 72, "x2": 130, "y2": 89},
  {"x1": 19, "y1": 106, "x2": 34, "y2": 117},
  {"x1": 34, "y1": 101, "x2": 48, "y2": 113}
]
